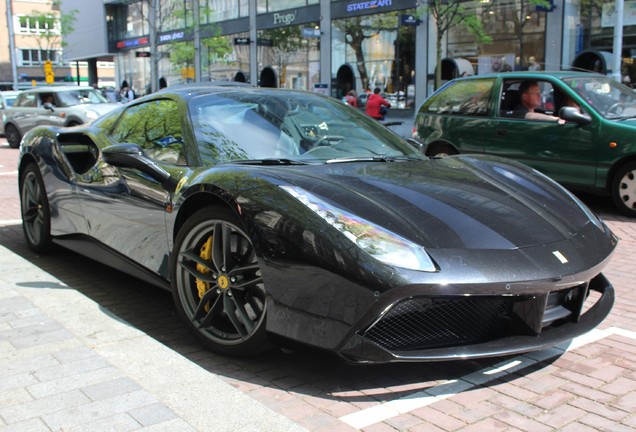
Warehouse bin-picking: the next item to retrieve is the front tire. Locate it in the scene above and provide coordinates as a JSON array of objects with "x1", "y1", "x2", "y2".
[
  {"x1": 5, "y1": 124, "x2": 21, "y2": 149},
  {"x1": 427, "y1": 143, "x2": 458, "y2": 158},
  {"x1": 612, "y1": 162, "x2": 636, "y2": 217},
  {"x1": 171, "y1": 206, "x2": 270, "y2": 356},
  {"x1": 20, "y1": 163, "x2": 53, "y2": 253}
]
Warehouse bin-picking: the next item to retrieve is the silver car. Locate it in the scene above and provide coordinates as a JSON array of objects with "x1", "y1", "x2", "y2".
[
  {"x1": 0, "y1": 90, "x2": 19, "y2": 136},
  {"x1": 3, "y1": 86, "x2": 120, "y2": 148}
]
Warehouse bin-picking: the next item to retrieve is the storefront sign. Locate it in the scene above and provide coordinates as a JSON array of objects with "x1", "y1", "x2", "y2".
[
  {"x1": 314, "y1": 83, "x2": 329, "y2": 96},
  {"x1": 347, "y1": 0, "x2": 393, "y2": 12},
  {"x1": 234, "y1": 37, "x2": 251, "y2": 45},
  {"x1": 332, "y1": 0, "x2": 417, "y2": 19},
  {"x1": 257, "y1": 38, "x2": 273, "y2": 47},
  {"x1": 400, "y1": 14, "x2": 421, "y2": 26},
  {"x1": 159, "y1": 31, "x2": 185, "y2": 43},
  {"x1": 135, "y1": 51, "x2": 151, "y2": 58},
  {"x1": 273, "y1": 11, "x2": 296, "y2": 26},
  {"x1": 116, "y1": 37, "x2": 149, "y2": 49},
  {"x1": 302, "y1": 27, "x2": 321, "y2": 38}
]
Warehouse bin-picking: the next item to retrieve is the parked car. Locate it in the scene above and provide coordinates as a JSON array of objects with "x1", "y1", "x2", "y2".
[
  {"x1": 18, "y1": 85, "x2": 616, "y2": 363},
  {"x1": 414, "y1": 71, "x2": 636, "y2": 216},
  {"x1": 4, "y1": 86, "x2": 120, "y2": 148},
  {"x1": 0, "y1": 90, "x2": 19, "y2": 136}
]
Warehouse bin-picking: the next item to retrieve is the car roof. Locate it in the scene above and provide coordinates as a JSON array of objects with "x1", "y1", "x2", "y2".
[
  {"x1": 456, "y1": 71, "x2": 606, "y2": 81},
  {"x1": 17, "y1": 86, "x2": 96, "y2": 94}
]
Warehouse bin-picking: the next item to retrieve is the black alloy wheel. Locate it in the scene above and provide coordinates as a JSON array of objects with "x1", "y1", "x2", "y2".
[
  {"x1": 172, "y1": 206, "x2": 270, "y2": 356},
  {"x1": 612, "y1": 162, "x2": 636, "y2": 218},
  {"x1": 5, "y1": 124, "x2": 21, "y2": 148},
  {"x1": 20, "y1": 163, "x2": 53, "y2": 253}
]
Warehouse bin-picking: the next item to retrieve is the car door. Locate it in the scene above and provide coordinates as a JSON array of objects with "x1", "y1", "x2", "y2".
[
  {"x1": 486, "y1": 78, "x2": 599, "y2": 187},
  {"x1": 10, "y1": 92, "x2": 39, "y2": 133},
  {"x1": 417, "y1": 77, "x2": 497, "y2": 155},
  {"x1": 36, "y1": 93, "x2": 66, "y2": 128},
  {"x1": 75, "y1": 98, "x2": 186, "y2": 278}
]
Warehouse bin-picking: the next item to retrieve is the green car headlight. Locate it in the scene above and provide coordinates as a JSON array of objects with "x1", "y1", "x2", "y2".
[{"x1": 281, "y1": 186, "x2": 436, "y2": 272}]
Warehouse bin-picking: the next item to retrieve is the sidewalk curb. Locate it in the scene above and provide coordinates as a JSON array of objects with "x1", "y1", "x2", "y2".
[{"x1": 0, "y1": 244, "x2": 307, "y2": 432}]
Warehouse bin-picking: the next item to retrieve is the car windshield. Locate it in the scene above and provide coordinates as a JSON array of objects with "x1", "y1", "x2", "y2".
[
  {"x1": 56, "y1": 89, "x2": 108, "y2": 107},
  {"x1": 562, "y1": 76, "x2": 636, "y2": 119},
  {"x1": 188, "y1": 90, "x2": 423, "y2": 165}
]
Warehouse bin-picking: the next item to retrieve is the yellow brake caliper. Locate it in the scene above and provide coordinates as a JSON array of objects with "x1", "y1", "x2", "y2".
[{"x1": 196, "y1": 236, "x2": 213, "y2": 310}]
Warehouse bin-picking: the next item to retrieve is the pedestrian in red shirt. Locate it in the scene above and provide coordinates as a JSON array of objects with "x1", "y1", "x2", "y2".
[
  {"x1": 344, "y1": 90, "x2": 358, "y2": 107},
  {"x1": 365, "y1": 87, "x2": 391, "y2": 120}
]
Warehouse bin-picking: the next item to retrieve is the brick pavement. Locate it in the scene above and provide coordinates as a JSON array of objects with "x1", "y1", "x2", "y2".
[{"x1": 1, "y1": 137, "x2": 635, "y2": 431}]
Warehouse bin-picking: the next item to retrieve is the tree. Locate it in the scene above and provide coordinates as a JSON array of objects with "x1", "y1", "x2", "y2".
[
  {"x1": 419, "y1": 0, "x2": 491, "y2": 90},
  {"x1": 28, "y1": 0, "x2": 77, "y2": 74}
]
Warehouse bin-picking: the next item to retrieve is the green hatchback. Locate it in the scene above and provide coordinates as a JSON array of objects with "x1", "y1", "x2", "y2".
[{"x1": 414, "y1": 71, "x2": 636, "y2": 216}]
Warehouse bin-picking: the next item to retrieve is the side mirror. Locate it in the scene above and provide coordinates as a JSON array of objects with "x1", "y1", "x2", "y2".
[
  {"x1": 102, "y1": 143, "x2": 177, "y2": 192},
  {"x1": 43, "y1": 102, "x2": 54, "y2": 111},
  {"x1": 559, "y1": 106, "x2": 592, "y2": 125}
]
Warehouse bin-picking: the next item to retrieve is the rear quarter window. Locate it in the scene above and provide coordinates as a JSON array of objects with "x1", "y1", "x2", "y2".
[{"x1": 420, "y1": 79, "x2": 495, "y2": 116}]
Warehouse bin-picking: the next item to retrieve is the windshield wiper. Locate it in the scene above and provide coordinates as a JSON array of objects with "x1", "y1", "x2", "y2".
[
  {"x1": 225, "y1": 158, "x2": 307, "y2": 165},
  {"x1": 326, "y1": 155, "x2": 421, "y2": 164}
]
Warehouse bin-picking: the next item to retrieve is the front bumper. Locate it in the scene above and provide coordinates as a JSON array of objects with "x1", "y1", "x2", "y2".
[{"x1": 338, "y1": 273, "x2": 614, "y2": 363}]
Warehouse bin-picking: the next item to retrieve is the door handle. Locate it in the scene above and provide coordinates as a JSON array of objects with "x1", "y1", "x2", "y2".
[{"x1": 496, "y1": 129, "x2": 507, "y2": 136}]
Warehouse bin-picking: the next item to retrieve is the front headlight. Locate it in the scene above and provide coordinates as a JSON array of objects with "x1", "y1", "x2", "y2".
[
  {"x1": 280, "y1": 186, "x2": 436, "y2": 272},
  {"x1": 85, "y1": 110, "x2": 99, "y2": 121}
]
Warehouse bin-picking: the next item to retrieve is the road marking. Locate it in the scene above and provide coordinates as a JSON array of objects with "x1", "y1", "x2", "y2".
[
  {"x1": 0, "y1": 170, "x2": 18, "y2": 176},
  {"x1": 339, "y1": 327, "x2": 635, "y2": 429},
  {"x1": 0, "y1": 219, "x2": 21, "y2": 227}
]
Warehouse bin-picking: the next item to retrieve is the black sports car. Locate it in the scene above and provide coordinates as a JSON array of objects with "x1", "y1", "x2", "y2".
[{"x1": 18, "y1": 85, "x2": 617, "y2": 363}]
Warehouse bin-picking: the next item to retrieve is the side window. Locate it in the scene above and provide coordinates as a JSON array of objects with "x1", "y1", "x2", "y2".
[
  {"x1": 109, "y1": 99, "x2": 185, "y2": 165},
  {"x1": 421, "y1": 79, "x2": 495, "y2": 116},
  {"x1": 15, "y1": 93, "x2": 37, "y2": 108},
  {"x1": 500, "y1": 80, "x2": 557, "y2": 119}
]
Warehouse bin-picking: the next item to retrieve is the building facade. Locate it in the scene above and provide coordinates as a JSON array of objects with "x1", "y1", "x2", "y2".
[
  {"x1": 13, "y1": 0, "x2": 633, "y2": 109},
  {"x1": 0, "y1": 0, "x2": 115, "y2": 90}
]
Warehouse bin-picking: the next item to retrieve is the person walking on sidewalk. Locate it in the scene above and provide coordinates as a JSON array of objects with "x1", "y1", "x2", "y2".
[{"x1": 365, "y1": 87, "x2": 391, "y2": 120}]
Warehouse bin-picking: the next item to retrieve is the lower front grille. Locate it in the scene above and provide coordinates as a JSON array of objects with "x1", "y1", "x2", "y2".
[{"x1": 363, "y1": 297, "x2": 513, "y2": 351}]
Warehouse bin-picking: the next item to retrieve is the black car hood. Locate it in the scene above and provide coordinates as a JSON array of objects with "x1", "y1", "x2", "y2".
[{"x1": 265, "y1": 155, "x2": 602, "y2": 251}]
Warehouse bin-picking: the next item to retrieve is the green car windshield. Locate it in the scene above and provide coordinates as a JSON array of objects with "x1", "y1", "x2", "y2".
[
  {"x1": 563, "y1": 76, "x2": 636, "y2": 119},
  {"x1": 188, "y1": 90, "x2": 423, "y2": 165}
]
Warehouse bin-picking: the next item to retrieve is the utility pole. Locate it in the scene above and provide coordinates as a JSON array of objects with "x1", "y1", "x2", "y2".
[
  {"x1": 6, "y1": 0, "x2": 19, "y2": 90},
  {"x1": 611, "y1": 0, "x2": 624, "y2": 83},
  {"x1": 149, "y1": 0, "x2": 158, "y2": 93}
]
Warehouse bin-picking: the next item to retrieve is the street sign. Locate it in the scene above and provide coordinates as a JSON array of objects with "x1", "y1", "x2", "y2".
[
  {"x1": 400, "y1": 14, "x2": 422, "y2": 26},
  {"x1": 302, "y1": 27, "x2": 321, "y2": 38},
  {"x1": 44, "y1": 60, "x2": 54, "y2": 84},
  {"x1": 234, "y1": 37, "x2": 251, "y2": 45},
  {"x1": 135, "y1": 51, "x2": 151, "y2": 58}
]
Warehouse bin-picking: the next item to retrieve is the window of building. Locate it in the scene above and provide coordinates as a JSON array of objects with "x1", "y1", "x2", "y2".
[
  {"x1": 256, "y1": 0, "x2": 318, "y2": 14},
  {"x1": 200, "y1": 0, "x2": 248, "y2": 24},
  {"x1": 159, "y1": 0, "x2": 193, "y2": 32},
  {"x1": 124, "y1": 1, "x2": 149, "y2": 39},
  {"x1": 19, "y1": 49, "x2": 59, "y2": 66},
  {"x1": 201, "y1": 33, "x2": 250, "y2": 82},
  {"x1": 257, "y1": 23, "x2": 320, "y2": 91},
  {"x1": 446, "y1": 0, "x2": 547, "y2": 75},
  {"x1": 331, "y1": 10, "x2": 416, "y2": 108},
  {"x1": 16, "y1": 14, "x2": 60, "y2": 34}
]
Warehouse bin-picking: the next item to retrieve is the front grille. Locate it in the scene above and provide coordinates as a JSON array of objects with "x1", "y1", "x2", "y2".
[{"x1": 363, "y1": 297, "x2": 513, "y2": 351}]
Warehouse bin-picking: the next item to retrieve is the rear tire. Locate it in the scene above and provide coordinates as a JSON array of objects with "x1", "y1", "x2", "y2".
[
  {"x1": 612, "y1": 162, "x2": 636, "y2": 217},
  {"x1": 5, "y1": 124, "x2": 21, "y2": 149},
  {"x1": 20, "y1": 163, "x2": 53, "y2": 253}
]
